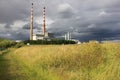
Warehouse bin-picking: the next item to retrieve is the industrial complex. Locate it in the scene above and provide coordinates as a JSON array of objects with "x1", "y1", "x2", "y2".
[{"x1": 30, "y1": 3, "x2": 54, "y2": 41}]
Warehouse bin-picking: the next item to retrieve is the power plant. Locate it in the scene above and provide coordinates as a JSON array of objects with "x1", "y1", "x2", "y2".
[
  {"x1": 29, "y1": 2, "x2": 74, "y2": 41},
  {"x1": 65, "y1": 32, "x2": 72, "y2": 40},
  {"x1": 30, "y1": 2, "x2": 54, "y2": 40}
]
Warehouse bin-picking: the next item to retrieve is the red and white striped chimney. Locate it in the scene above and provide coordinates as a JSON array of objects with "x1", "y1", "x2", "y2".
[
  {"x1": 30, "y1": 3, "x2": 34, "y2": 40},
  {"x1": 42, "y1": 6, "x2": 46, "y2": 36}
]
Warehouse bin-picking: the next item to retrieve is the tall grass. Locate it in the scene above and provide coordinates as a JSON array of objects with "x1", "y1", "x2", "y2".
[{"x1": 2, "y1": 42, "x2": 120, "y2": 80}]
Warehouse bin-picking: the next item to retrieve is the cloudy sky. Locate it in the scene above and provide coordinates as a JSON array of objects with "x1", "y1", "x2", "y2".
[{"x1": 0, "y1": 0, "x2": 120, "y2": 41}]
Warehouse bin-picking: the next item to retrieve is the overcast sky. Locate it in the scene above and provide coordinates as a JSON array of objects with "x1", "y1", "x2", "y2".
[{"x1": 0, "y1": 0, "x2": 120, "y2": 41}]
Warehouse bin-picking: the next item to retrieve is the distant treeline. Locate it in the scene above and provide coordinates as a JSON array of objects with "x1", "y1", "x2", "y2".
[
  {"x1": 0, "y1": 39, "x2": 24, "y2": 50},
  {"x1": 0, "y1": 38, "x2": 76, "y2": 50},
  {"x1": 24, "y1": 39, "x2": 76, "y2": 45}
]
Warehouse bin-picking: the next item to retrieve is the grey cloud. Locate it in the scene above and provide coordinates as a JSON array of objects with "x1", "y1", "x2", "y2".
[
  {"x1": 58, "y1": 9, "x2": 74, "y2": 19},
  {"x1": 0, "y1": 29, "x2": 29, "y2": 40},
  {"x1": 0, "y1": 0, "x2": 120, "y2": 41},
  {"x1": 57, "y1": 3, "x2": 75, "y2": 19},
  {"x1": 0, "y1": 0, "x2": 30, "y2": 24},
  {"x1": 4, "y1": 24, "x2": 11, "y2": 29},
  {"x1": 22, "y1": 23, "x2": 42, "y2": 30}
]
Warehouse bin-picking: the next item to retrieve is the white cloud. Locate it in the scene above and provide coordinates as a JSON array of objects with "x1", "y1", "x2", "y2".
[
  {"x1": 6, "y1": 33, "x2": 11, "y2": 37},
  {"x1": 87, "y1": 24, "x2": 96, "y2": 28},
  {"x1": 98, "y1": 10, "x2": 108, "y2": 16},
  {"x1": 35, "y1": 16, "x2": 54, "y2": 29},
  {"x1": 58, "y1": 3, "x2": 73, "y2": 13},
  {"x1": 0, "y1": 23, "x2": 6, "y2": 28},
  {"x1": 11, "y1": 20, "x2": 27, "y2": 29}
]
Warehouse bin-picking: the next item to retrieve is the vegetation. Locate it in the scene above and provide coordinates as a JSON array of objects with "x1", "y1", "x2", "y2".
[
  {"x1": 0, "y1": 39, "x2": 24, "y2": 50},
  {"x1": 0, "y1": 41, "x2": 120, "y2": 80},
  {"x1": 24, "y1": 39, "x2": 76, "y2": 45}
]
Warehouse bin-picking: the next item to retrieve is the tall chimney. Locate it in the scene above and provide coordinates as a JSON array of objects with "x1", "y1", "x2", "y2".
[
  {"x1": 30, "y1": 3, "x2": 34, "y2": 40},
  {"x1": 68, "y1": 32, "x2": 70, "y2": 40},
  {"x1": 65, "y1": 34, "x2": 67, "y2": 40},
  {"x1": 42, "y1": 7, "x2": 46, "y2": 36},
  {"x1": 70, "y1": 32, "x2": 71, "y2": 40}
]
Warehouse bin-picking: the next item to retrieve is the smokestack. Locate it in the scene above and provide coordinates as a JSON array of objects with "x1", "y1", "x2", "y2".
[
  {"x1": 68, "y1": 32, "x2": 70, "y2": 40},
  {"x1": 65, "y1": 34, "x2": 67, "y2": 40},
  {"x1": 69, "y1": 32, "x2": 71, "y2": 40},
  {"x1": 42, "y1": 7, "x2": 46, "y2": 36},
  {"x1": 30, "y1": 3, "x2": 34, "y2": 40}
]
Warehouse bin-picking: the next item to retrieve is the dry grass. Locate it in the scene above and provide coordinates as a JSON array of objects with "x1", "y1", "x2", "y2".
[{"x1": 0, "y1": 42, "x2": 120, "y2": 80}]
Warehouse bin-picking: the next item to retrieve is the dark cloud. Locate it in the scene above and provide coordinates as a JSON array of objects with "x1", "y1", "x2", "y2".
[
  {"x1": 58, "y1": 10, "x2": 74, "y2": 19},
  {"x1": 22, "y1": 23, "x2": 42, "y2": 30},
  {"x1": 4, "y1": 24, "x2": 11, "y2": 29},
  {"x1": 57, "y1": 3, "x2": 75, "y2": 19},
  {"x1": 0, "y1": 0, "x2": 30, "y2": 24},
  {"x1": 0, "y1": 0, "x2": 120, "y2": 41}
]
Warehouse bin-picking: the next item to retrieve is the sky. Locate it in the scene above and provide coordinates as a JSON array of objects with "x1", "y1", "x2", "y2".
[{"x1": 0, "y1": 0, "x2": 120, "y2": 42}]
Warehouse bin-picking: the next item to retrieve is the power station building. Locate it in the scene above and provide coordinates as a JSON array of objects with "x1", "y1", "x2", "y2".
[
  {"x1": 30, "y1": 3, "x2": 54, "y2": 40},
  {"x1": 33, "y1": 33, "x2": 54, "y2": 40}
]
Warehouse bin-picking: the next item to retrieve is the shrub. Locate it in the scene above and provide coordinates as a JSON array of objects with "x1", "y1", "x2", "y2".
[
  {"x1": 0, "y1": 39, "x2": 16, "y2": 48},
  {"x1": 13, "y1": 42, "x2": 24, "y2": 48},
  {"x1": 0, "y1": 39, "x2": 24, "y2": 49},
  {"x1": 24, "y1": 39, "x2": 76, "y2": 45}
]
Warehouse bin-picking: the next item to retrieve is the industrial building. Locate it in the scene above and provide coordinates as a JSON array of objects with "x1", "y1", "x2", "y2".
[
  {"x1": 30, "y1": 3, "x2": 54, "y2": 40},
  {"x1": 33, "y1": 33, "x2": 54, "y2": 40},
  {"x1": 29, "y1": 2, "x2": 77, "y2": 42}
]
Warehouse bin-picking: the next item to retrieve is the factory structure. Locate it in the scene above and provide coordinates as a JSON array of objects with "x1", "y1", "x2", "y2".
[
  {"x1": 64, "y1": 32, "x2": 71, "y2": 40},
  {"x1": 30, "y1": 3, "x2": 54, "y2": 40},
  {"x1": 29, "y1": 2, "x2": 75, "y2": 42}
]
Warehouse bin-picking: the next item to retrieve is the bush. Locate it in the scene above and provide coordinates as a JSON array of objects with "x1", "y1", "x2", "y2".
[
  {"x1": 0, "y1": 39, "x2": 24, "y2": 49},
  {"x1": 0, "y1": 40, "x2": 16, "y2": 48},
  {"x1": 24, "y1": 39, "x2": 76, "y2": 45},
  {"x1": 13, "y1": 42, "x2": 24, "y2": 48}
]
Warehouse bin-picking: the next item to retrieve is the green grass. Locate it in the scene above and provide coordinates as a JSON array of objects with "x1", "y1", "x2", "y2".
[
  {"x1": 0, "y1": 50, "x2": 10, "y2": 80},
  {"x1": 0, "y1": 42, "x2": 120, "y2": 80}
]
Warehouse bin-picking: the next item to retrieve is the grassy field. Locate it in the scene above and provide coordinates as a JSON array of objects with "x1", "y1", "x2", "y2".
[{"x1": 0, "y1": 42, "x2": 120, "y2": 80}]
